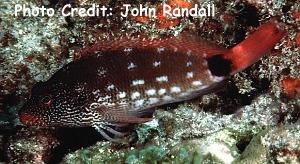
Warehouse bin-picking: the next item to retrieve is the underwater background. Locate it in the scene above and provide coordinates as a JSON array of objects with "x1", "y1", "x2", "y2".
[{"x1": 0, "y1": 0, "x2": 300, "y2": 163}]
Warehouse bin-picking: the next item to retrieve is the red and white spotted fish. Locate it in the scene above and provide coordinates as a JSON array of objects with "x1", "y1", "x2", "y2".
[{"x1": 19, "y1": 20, "x2": 285, "y2": 141}]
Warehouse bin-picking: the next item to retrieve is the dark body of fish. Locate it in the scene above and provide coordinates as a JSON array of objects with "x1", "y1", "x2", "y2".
[
  {"x1": 19, "y1": 35, "x2": 227, "y2": 136},
  {"x1": 19, "y1": 20, "x2": 286, "y2": 141}
]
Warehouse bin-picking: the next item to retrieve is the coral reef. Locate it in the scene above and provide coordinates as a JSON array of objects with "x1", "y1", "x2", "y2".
[
  {"x1": 7, "y1": 129, "x2": 58, "y2": 163},
  {"x1": 0, "y1": 0, "x2": 299, "y2": 163}
]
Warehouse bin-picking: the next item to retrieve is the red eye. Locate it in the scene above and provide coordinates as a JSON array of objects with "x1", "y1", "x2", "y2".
[{"x1": 41, "y1": 96, "x2": 52, "y2": 107}]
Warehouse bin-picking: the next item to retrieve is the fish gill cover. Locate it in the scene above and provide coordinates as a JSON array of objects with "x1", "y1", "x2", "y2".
[{"x1": 0, "y1": 0, "x2": 299, "y2": 163}]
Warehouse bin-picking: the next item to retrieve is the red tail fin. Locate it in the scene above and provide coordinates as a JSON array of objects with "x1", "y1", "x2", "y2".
[{"x1": 224, "y1": 19, "x2": 286, "y2": 75}]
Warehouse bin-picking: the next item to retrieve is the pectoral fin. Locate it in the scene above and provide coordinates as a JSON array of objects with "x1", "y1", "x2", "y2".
[
  {"x1": 95, "y1": 106, "x2": 155, "y2": 124},
  {"x1": 92, "y1": 123, "x2": 126, "y2": 142}
]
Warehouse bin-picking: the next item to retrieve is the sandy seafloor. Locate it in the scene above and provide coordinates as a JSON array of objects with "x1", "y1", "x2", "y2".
[{"x1": 0, "y1": 0, "x2": 299, "y2": 163}]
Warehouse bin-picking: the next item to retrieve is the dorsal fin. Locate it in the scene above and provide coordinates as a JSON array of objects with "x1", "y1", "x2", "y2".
[{"x1": 75, "y1": 33, "x2": 228, "y2": 60}]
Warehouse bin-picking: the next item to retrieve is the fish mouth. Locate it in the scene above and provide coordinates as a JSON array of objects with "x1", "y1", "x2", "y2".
[{"x1": 19, "y1": 112, "x2": 43, "y2": 126}]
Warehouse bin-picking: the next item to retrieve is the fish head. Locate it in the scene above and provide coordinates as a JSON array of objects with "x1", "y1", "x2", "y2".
[{"x1": 19, "y1": 81, "x2": 90, "y2": 127}]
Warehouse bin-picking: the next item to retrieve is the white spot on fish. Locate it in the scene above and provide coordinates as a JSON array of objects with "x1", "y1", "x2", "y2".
[
  {"x1": 163, "y1": 95, "x2": 173, "y2": 101},
  {"x1": 186, "y1": 72, "x2": 193, "y2": 78},
  {"x1": 131, "y1": 92, "x2": 140, "y2": 100},
  {"x1": 153, "y1": 61, "x2": 161, "y2": 67},
  {"x1": 157, "y1": 47, "x2": 165, "y2": 53},
  {"x1": 128, "y1": 62, "x2": 137, "y2": 70},
  {"x1": 134, "y1": 99, "x2": 145, "y2": 107},
  {"x1": 107, "y1": 84, "x2": 115, "y2": 90},
  {"x1": 170, "y1": 86, "x2": 181, "y2": 93},
  {"x1": 156, "y1": 76, "x2": 168, "y2": 82},
  {"x1": 146, "y1": 89, "x2": 156, "y2": 96},
  {"x1": 173, "y1": 47, "x2": 178, "y2": 52},
  {"x1": 149, "y1": 97, "x2": 159, "y2": 104},
  {"x1": 187, "y1": 50, "x2": 192, "y2": 56},
  {"x1": 158, "y1": 88, "x2": 166, "y2": 95},
  {"x1": 118, "y1": 92, "x2": 126, "y2": 99},
  {"x1": 186, "y1": 61, "x2": 192, "y2": 67},
  {"x1": 192, "y1": 80, "x2": 202, "y2": 86},
  {"x1": 132, "y1": 79, "x2": 145, "y2": 86},
  {"x1": 124, "y1": 47, "x2": 133, "y2": 52}
]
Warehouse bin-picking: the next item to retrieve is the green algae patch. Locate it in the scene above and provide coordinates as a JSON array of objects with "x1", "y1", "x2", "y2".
[{"x1": 125, "y1": 145, "x2": 167, "y2": 164}]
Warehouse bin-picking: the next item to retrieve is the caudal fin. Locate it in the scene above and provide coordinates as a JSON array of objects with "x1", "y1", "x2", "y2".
[{"x1": 224, "y1": 19, "x2": 286, "y2": 75}]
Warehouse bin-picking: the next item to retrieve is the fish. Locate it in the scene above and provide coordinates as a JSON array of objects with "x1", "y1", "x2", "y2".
[{"x1": 19, "y1": 20, "x2": 285, "y2": 141}]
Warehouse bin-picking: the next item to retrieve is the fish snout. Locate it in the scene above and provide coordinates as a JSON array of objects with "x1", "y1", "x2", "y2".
[{"x1": 19, "y1": 111, "x2": 42, "y2": 126}]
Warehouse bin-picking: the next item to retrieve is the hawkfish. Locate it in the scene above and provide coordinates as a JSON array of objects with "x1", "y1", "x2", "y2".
[{"x1": 19, "y1": 20, "x2": 285, "y2": 141}]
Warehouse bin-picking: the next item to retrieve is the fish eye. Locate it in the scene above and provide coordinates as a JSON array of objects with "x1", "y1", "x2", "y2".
[{"x1": 41, "y1": 95, "x2": 52, "y2": 107}]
